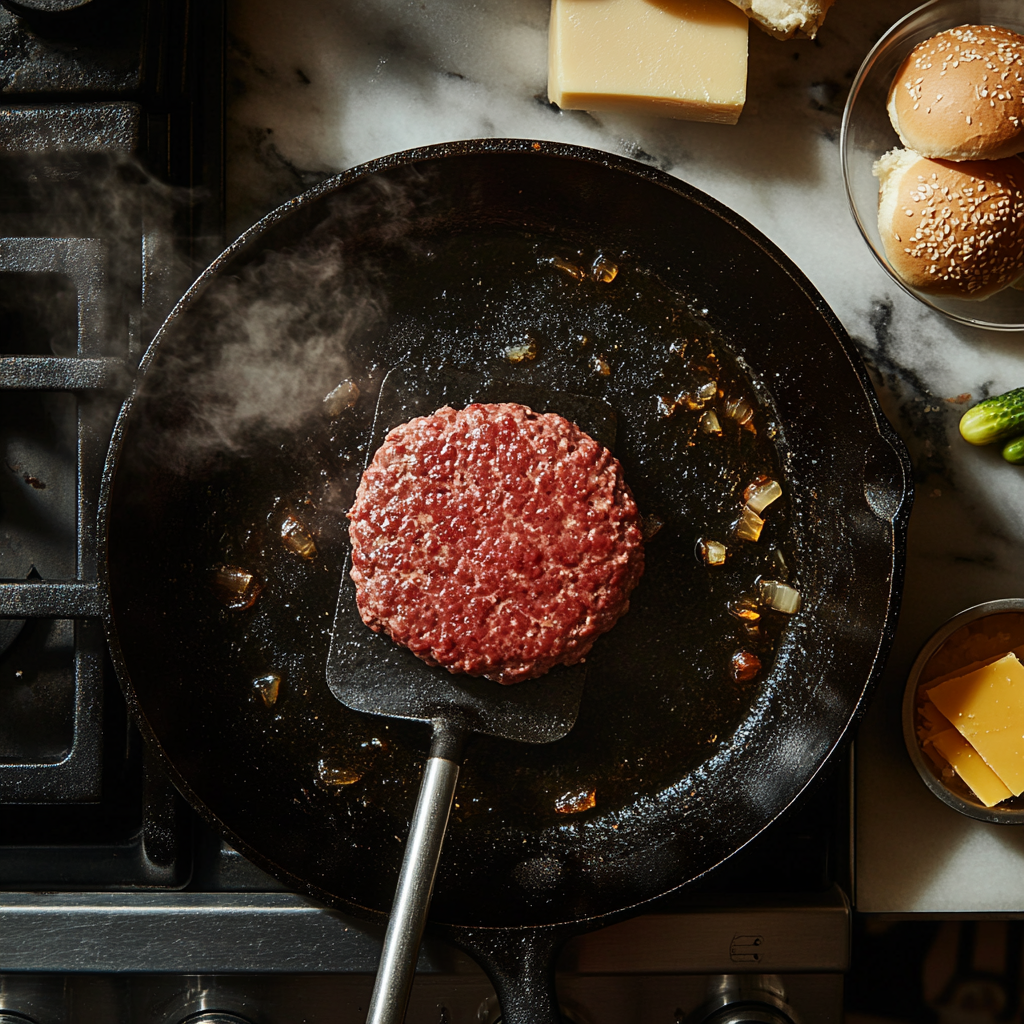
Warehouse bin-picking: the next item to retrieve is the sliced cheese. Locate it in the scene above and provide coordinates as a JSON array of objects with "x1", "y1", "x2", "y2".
[
  {"x1": 921, "y1": 656, "x2": 1006, "y2": 689},
  {"x1": 918, "y1": 696, "x2": 952, "y2": 736},
  {"x1": 927, "y1": 653, "x2": 1024, "y2": 796},
  {"x1": 916, "y1": 697, "x2": 953, "y2": 768},
  {"x1": 928, "y1": 728, "x2": 1014, "y2": 808},
  {"x1": 548, "y1": 0, "x2": 748, "y2": 124}
]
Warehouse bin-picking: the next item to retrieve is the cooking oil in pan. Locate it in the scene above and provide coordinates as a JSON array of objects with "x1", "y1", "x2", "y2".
[{"x1": 120, "y1": 223, "x2": 800, "y2": 922}]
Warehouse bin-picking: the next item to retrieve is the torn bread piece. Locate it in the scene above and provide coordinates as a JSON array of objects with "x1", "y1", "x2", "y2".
[{"x1": 725, "y1": 0, "x2": 835, "y2": 39}]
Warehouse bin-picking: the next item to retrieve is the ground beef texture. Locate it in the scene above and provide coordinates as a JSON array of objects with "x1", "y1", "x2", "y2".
[{"x1": 348, "y1": 402, "x2": 644, "y2": 684}]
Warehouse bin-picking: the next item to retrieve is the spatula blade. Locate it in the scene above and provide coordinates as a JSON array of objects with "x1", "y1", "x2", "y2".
[{"x1": 326, "y1": 364, "x2": 615, "y2": 745}]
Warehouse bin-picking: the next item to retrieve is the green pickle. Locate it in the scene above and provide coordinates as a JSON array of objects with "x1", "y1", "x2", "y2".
[
  {"x1": 959, "y1": 387, "x2": 1024, "y2": 446},
  {"x1": 1003, "y1": 435, "x2": 1024, "y2": 465}
]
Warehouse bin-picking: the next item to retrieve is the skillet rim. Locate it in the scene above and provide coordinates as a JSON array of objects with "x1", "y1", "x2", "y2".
[{"x1": 97, "y1": 137, "x2": 913, "y2": 929}]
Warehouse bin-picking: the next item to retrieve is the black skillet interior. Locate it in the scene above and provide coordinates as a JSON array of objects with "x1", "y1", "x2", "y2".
[
  {"x1": 102, "y1": 140, "x2": 911, "y2": 930},
  {"x1": 324, "y1": 365, "x2": 607, "y2": 740}
]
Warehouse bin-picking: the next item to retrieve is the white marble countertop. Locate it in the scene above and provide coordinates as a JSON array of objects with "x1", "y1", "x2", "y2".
[{"x1": 225, "y1": 0, "x2": 1024, "y2": 915}]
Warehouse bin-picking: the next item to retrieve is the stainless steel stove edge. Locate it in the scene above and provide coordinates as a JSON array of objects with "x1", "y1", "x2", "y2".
[{"x1": 0, "y1": 886, "x2": 848, "y2": 976}]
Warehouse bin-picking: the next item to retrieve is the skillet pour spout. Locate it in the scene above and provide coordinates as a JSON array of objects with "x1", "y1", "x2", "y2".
[{"x1": 100, "y1": 139, "x2": 912, "y2": 1024}]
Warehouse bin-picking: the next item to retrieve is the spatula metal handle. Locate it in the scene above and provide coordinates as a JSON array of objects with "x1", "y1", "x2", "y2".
[{"x1": 366, "y1": 722, "x2": 466, "y2": 1024}]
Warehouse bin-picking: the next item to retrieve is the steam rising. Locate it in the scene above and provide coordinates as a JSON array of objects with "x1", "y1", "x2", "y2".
[
  {"x1": 154, "y1": 237, "x2": 383, "y2": 458},
  {"x1": 0, "y1": 152, "x2": 388, "y2": 476},
  {"x1": 124, "y1": 165, "x2": 450, "y2": 473},
  {"x1": 1, "y1": 152, "x2": 195, "y2": 363}
]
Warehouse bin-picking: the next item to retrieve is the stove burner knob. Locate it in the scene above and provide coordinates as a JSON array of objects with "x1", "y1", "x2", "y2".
[
  {"x1": 180, "y1": 1015, "x2": 253, "y2": 1024},
  {"x1": 699, "y1": 1007, "x2": 794, "y2": 1024},
  {"x1": 694, "y1": 976, "x2": 796, "y2": 1024}
]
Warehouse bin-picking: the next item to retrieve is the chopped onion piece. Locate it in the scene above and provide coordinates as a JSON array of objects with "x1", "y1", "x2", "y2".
[
  {"x1": 744, "y1": 478, "x2": 782, "y2": 514},
  {"x1": 554, "y1": 788, "x2": 596, "y2": 814},
  {"x1": 759, "y1": 579, "x2": 802, "y2": 614},
  {"x1": 697, "y1": 380, "x2": 718, "y2": 402},
  {"x1": 506, "y1": 338, "x2": 538, "y2": 363},
  {"x1": 324, "y1": 380, "x2": 360, "y2": 418},
  {"x1": 728, "y1": 595, "x2": 760, "y2": 621},
  {"x1": 317, "y1": 758, "x2": 365, "y2": 787},
  {"x1": 253, "y1": 673, "x2": 281, "y2": 708},
  {"x1": 697, "y1": 538, "x2": 727, "y2": 566},
  {"x1": 699, "y1": 410, "x2": 722, "y2": 435},
  {"x1": 549, "y1": 255, "x2": 585, "y2": 280},
  {"x1": 734, "y1": 505, "x2": 764, "y2": 541},
  {"x1": 591, "y1": 255, "x2": 618, "y2": 283},
  {"x1": 210, "y1": 565, "x2": 263, "y2": 609},
  {"x1": 724, "y1": 396, "x2": 754, "y2": 425},
  {"x1": 731, "y1": 651, "x2": 762, "y2": 682},
  {"x1": 317, "y1": 738, "x2": 386, "y2": 791},
  {"x1": 281, "y1": 514, "x2": 317, "y2": 560}
]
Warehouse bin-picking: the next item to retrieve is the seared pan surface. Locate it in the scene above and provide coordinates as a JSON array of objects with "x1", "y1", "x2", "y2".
[{"x1": 104, "y1": 144, "x2": 908, "y2": 927}]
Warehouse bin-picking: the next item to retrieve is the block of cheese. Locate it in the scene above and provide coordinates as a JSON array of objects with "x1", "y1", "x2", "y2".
[
  {"x1": 929, "y1": 728, "x2": 1014, "y2": 808},
  {"x1": 548, "y1": 0, "x2": 748, "y2": 124},
  {"x1": 927, "y1": 653, "x2": 1024, "y2": 796}
]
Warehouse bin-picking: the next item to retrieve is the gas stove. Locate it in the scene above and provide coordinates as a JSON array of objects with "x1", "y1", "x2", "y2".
[{"x1": 0, "y1": 3, "x2": 850, "y2": 1022}]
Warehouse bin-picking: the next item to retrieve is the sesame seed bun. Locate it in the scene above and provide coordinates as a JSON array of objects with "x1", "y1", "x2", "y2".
[
  {"x1": 887, "y1": 25, "x2": 1024, "y2": 162},
  {"x1": 873, "y1": 147, "x2": 1024, "y2": 299}
]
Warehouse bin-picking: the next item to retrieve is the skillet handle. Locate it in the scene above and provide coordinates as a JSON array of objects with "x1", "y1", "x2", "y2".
[
  {"x1": 366, "y1": 720, "x2": 466, "y2": 1024},
  {"x1": 440, "y1": 923, "x2": 577, "y2": 1024}
]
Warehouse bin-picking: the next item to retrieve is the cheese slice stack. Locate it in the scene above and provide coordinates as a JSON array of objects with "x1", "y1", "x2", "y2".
[
  {"x1": 928, "y1": 728, "x2": 1013, "y2": 808},
  {"x1": 548, "y1": 0, "x2": 749, "y2": 124},
  {"x1": 925, "y1": 652, "x2": 1024, "y2": 805}
]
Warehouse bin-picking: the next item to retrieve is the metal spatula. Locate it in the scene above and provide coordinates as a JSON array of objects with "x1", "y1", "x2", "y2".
[{"x1": 326, "y1": 365, "x2": 615, "y2": 1024}]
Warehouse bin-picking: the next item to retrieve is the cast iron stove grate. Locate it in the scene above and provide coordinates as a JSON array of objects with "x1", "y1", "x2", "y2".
[{"x1": 0, "y1": 0, "x2": 223, "y2": 890}]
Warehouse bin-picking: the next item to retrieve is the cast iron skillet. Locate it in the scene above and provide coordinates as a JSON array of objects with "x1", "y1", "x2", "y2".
[{"x1": 99, "y1": 140, "x2": 912, "y2": 1023}]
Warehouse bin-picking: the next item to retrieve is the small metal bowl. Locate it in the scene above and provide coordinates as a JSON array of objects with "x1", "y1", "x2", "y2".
[
  {"x1": 840, "y1": 0, "x2": 1024, "y2": 331},
  {"x1": 903, "y1": 598, "x2": 1024, "y2": 823}
]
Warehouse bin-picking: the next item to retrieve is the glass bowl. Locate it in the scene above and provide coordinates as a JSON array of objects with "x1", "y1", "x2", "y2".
[
  {"x1": 841, "y1": 0, "x2": 1024, "y2": 331},
  {"x1": 903, "y1": 599, "x2": 1024, "y2": 824}
]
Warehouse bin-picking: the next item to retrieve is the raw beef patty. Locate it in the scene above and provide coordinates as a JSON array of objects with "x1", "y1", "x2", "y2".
[{"x1": 348, "y1": 402, "x2": 644, "y2": 684}]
